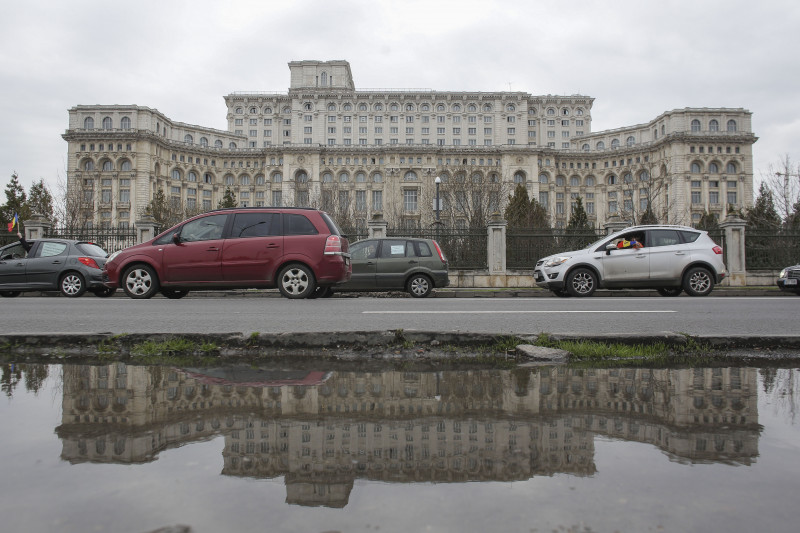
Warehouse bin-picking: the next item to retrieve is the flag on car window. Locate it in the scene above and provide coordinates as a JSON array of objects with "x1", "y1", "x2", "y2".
[{"x1": 7, "y1": 213, "x2": 17, "y2": 232}]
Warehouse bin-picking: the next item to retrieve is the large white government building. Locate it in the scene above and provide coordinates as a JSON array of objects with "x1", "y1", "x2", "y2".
[{"x1": 62, "y1": 60, "x2": 756, "y2": 230}]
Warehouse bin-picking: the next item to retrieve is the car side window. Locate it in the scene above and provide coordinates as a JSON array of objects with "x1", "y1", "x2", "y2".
[
  {"x1": 39, "y1": 242, "x2": 68, "y2": 258},
  {"x1": 284, "y1": 214, "x2": 319, "y2": 235},
  {"x1": 381, "y1": 240, "x2": 408, "y2": 258},
  {"x1": 1, "y1": 243, "x2": 26, "y2": 259},
  {"x1": 231, "y1": 212, "x2": 280, "y2": 238},
  {"x1": 351, "y1": 241, "x2": 377, "y2": 260},
  {"x1": 416, "y1": 241, "x2": 432, "y2": 257},
  {"x1": 679, "y1": 230, "x2": 701, "y2": 243},
  {"x1": 179, "y1": 214, "x2": 228, "y2": 242},
  {"x1": 649, "y1": 230, "x2": 681, "y2": 247}
]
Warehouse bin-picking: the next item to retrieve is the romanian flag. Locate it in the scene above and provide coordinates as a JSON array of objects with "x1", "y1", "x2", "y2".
[{"x1": 7, "y1": 213, "x2": 17, "y2": 232}]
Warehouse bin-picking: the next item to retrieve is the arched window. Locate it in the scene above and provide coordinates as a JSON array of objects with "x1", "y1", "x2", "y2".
[
  {"x1": 539, "y1": 173, "x2": 549, "y2": 184},
  {"x1": 248, "y1": 107, "x2": 256, "y2": 114},
  {"x1": 639, "y1": 170, "x2": 650, "y2": 181},
  {"x1": 582, "y1": 143, "x2": 590, "y2": 151},
  {"x1": 84, "y1": 117, "x2": 94, "y2": 129},
  {"x1": 437, "y1": 104, "x2": 446, "y2": 112},
  {"x1": 547, "y1": 108, "x2": 556, "y2": 116},
  {"x1": 626, "y1": 136, "x2": 636, "y2": 146},
  {"x1": 726, "y1": 162, "x2": 737, "y2": 173},
  {"x1": 529, "y1": 107, "x2": 537, "y2": 115},
  {"x1": 607, "y1": 174, "x2": 617, "y2": 185},
  {"x1": 102, "y1": 160, "x2": 112, "y2": 171},
  {"x1": 421, "y1": 103, "x2": 429, "y2": 111},
  {"x1": 506, "y1": 103, "x2": 516, "y2": 112},
  {"x1": 235, "y1": 107, "x2": 243, "y2": 114},
  {"x1": 556, "y1": 176, "x2": 565, "y2": 186},
  {"x1": 372, "y1": 172, "x2": 383, "y2": 183},
  {"x1": 611, "y1": 138, "x2": 620, "y2": 148},
  {"x1": 303, "y1": 102, "x2": 313, "y2": 111},
  {"x1": 215, "y1": 140, "x2": 223, "y2": 148},
  {"x1": 240, "y1": 175, "x2": 249, "y2": 185},
  {"x1": 709, "y1": 119, "x2": 719, "y2": 132},
  {"x1": 184, "y1": 134, "x2": 193, "y2": 144},
  {"x1": 727, "y1": 119, "x2": 737, "y2": 132},
  {"x1": 691, "y1": 162, "x2": 702, "y2": 173},
  {"x1": 374, "y1": 103, "x2": 383, "y2": 111},
  {"x1": 585, "y1": 176, "x2": 595, "y2": 186},
  {"x1": 709, "y1": 162, "x2": 719, "y2": 173},
  {"x1": 570, "y1": 176, "x2": 580, "y2": 187},
  {"x1": 691, "y1": 119, "x2": 701, "y2": 132},
  {"x1": 120, "y1": 160, "x2": 131, "y2": 171},
  {"x1": 188, "y1": 172, "x2": 197, "y2": 182},
  {"x1": 322, "y1": 172, "x2": 333, "y2": 183},
  {"x1": 390, "y1": 103, "x2": 399, "y2": 111},
  {"x1": 483, "y1": 104, "x2": 492, "y2": 112},
  {"x1": 404, "y1": 171, "x2": 418, "y2": 181},
  {"x1": 229, "y1": 142, "x2": 236, "y2": 149},
  {"x1": 562, "y1": 108, "x2": 570, "y2": 116},
  {"x1": 120, "y1": 117, "x2": 131, "y2": 130},
  {"x1": 327, "y1": 103, "x2": 336, "y2": 111},
  {"x1": 225, "y1": 175, "x2": 235, "y2": 185},
  {"x1": 453, "y1": 103, "x2": 462, "y2": 112},
  {"x1": 282, "y1": 107, "x2": 291, "y2": 114},
  {"x1": 255, "y1": 174, "x2": 264, "y2": 185},
  {"x1": 596, "y1": 141, "x2": 605, "y2": 150},
  {"x1": 102, "y1": 117, "x2": 112, "y2": 129},
  {"x1": 507, "y1": 171, "x2": 522, "y2": 184},
  {"x1": 339, "y1": 172, "x2": 349, "y2": 183},
  {"x1": 296, "y1": 171, "x2": 308, "y2": 183},
  {"x1": 343, "y1": 103, "x2": 352, "y2": 111},
  {"x1": 273, "y1": 173, "x2": 282, "y2": 183},
  {"x1": 623, "y1": 172, "x2": 633, "y2": 183},
  {"x1": 264, "y1": 107, "x2": 272, "y2": 114},
  {"x1": 405, "y1": 103, "x2": 414, "y2": 111},
  {"x1": 171, "y1": 169, "x2": 181, "y2": 180},
  {"x1": 576, "y1": 108, "x2": 584, "y2": 116},
  {"x1": 84, "y1": 160, "x2": 94, "y2": 171},
  {"x1": 472, "y1": 172, "x2": 482, "y2": 183},
  {"x1": 200, "y1": 137, "x2": 208, "y2": 147},
  {"x1": 206, "y1": 173, "x2": 215, "y2": 183},
  {"x1": 359, "y1": 103, "x2": 368, "y2": 111},
  {"x1": 355, "y1": 172, "x2": 366, "y2": 182},
  {"x1": 468, "y1": 104, "x2": 477, "y2": 112}
]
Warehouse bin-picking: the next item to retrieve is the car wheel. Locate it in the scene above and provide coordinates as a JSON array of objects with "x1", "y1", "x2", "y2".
[
  {"x1": 278, "y1": 264, "x2": 316, "y2": 299},
  {"x1": 551, "y1": 290, "x2": 571, "y2": 298},
  {"x1": 123, "y1": 265, "x2": 160, "y2": 299},
  {"x1": 683, "y1": 267, "x2": 714, "y2": 297},
  {"x1": 60, "y1": 272, "x2": 87, "y2": 298},
  {"x1": 0, "y1": 291, "x2": 21, "y2": 298},
  {"x1": 566, "y1": 268, "x2": 597, "y2": 297},
  {"x1": 657, "y1": 287, "x2": 683, "y2": 297},
  {"x1": 407, "y1": 274, "x2": 433, "y2": 298},
  {"x1": 92, "y1": 287, "x2": 117, "y2": 298},
  {"x1": 161, "y1": 289, "x2": 189, "y2": 299}
]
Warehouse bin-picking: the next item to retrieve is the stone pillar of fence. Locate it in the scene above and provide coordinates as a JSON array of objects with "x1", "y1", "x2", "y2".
[
  {"x1": 367, "y1": 212, "x2": 388, "y2": 239},
  {"x1": 136, "y1": 215, "x2": 160, "y2": 244},
  {"x1": 603, "y1": 215, "x2": 630, "y2": 235},
  {"x1": 23, "y1": 213, "x2": 51, "y2": 240},
  {"x1": 487, "y1": 212, "x2": 507, "y2": 275},
  {"x1": 719, "y1": 215, "x2": 747, "y2": 286}
]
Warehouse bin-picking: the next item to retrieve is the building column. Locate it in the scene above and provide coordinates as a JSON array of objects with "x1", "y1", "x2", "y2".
[
  {"x1": 719, "y1": 216, "x2": 747, "y2": 286},
  {"x1": 487, "y1": 212, "x2": 507, "y2": 275},
  {"x1": 367, "y1": 212, "x2": 387, "y2": 239},
  {"x1": 603, "y1": 215, "x2": 629, "y2": 235},
  {"x1": 23, "y1": 213, "x2": 52, "y2": 240},
  {"x1": 136, "y1": 215, "x2": 160, "y2": 244}
]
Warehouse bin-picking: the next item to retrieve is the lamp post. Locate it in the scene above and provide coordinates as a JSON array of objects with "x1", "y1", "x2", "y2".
[{"x1": 434, "y1": 176, "x2": 441, "y2": 242}]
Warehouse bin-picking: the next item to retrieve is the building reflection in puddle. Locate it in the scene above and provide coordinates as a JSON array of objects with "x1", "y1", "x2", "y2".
[{"x1": 55, "y1": 364, "x2": 760, "y2": 508}]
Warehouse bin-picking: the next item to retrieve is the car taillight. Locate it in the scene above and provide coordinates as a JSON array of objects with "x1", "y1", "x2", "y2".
[
  {"x1": 432, "y1": 240, "x2": 447, "y2": 263},
  {"x1": 78, "y1": 257, "x2": 101, "y2": 269},
  {"x1": 324, "y1": 235, "x2": 342, "y2": 255},
  {"x1": 712, "y1": 245, "x2": 723, "y2": 255}
]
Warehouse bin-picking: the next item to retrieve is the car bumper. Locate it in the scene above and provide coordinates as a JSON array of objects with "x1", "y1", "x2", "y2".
[
  {"x1": 534, "y1": 268, "x2": 564, "y2": 291},
  {"x1": 777, "y1": 278, "x2": 800, "y2": 292}
]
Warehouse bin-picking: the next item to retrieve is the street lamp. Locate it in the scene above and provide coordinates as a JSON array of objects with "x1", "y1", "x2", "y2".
[{"x1": 434, "y1": 176, "x2": 441, "y2": 242}]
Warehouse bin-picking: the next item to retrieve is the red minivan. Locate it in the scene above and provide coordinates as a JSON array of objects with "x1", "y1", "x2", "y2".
[{"x1": 103, "y1": 207, "x2": 351, "y2": 299}]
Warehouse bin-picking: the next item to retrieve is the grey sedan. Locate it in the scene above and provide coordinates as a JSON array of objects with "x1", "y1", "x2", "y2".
[{"x1": 0, "y1": 238, "x2": 114, "y2": 298}]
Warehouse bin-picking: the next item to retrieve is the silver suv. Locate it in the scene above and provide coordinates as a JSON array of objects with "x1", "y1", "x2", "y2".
[{"x1": 534, "y1": 225, "x2": 727, "y2": 297}]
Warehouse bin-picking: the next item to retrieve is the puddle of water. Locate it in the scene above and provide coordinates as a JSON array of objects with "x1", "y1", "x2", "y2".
[{"x1": 1, "y1": 363, "x2": 800, "y2": 533}]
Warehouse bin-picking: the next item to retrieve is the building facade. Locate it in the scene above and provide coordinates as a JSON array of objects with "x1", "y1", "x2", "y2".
[{"x1": 62, "y1": 60, "x2": 757, "y2": 230}]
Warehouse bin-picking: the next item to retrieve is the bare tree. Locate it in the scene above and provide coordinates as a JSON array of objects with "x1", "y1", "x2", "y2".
[
  {"x1": 760, "y1": 155, "x2": 800, "y2": 223},
  {"x1": 419, "y1": 170, "x2": 511, "y2": 229},
  {"x1": 54, "y1": 170, "x2": 97, "y2": 229}
]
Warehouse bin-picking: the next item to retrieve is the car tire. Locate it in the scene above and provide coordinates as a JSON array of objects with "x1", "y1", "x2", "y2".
[
  {"x1": 92, "y1": 287, "x2": 117, "y2": 297},
  {"x1": 551, "y1": 290, "x2": 571, "y2": 298},
  {"x1": 0, "y1": 291, "x2": 21, "y2": 298},
  {"x1": 566, "y1": 268, "x2": 597, "y2": 297},
  {"x1": 407, "y1": 274, "x2": 433, "y2": 298},
  {"x1": 60, "y1": 272, "x2": 87, "y2": 298},
  {"x1": 657, "y1": 287, "x2": 683, "y2": 297},
  {"x1": 161, "y1": 289, "x2": 189, "y2": 299},
  {"x1": 683, "y1": 267, "x2": 714, "y2": 297},
  {"x1": 277, "y1": 264, "x2": 316, "y2": 299},
  {"x1": 122, "y1": 264, "x2": 160, "y2": 299}
]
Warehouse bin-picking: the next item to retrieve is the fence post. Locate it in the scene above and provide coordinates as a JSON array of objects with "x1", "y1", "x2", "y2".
[
  {"x1": 719, "y1": 215, "x2": 747, "y2": 286},
  {"x1": 368, "y1": 212, "x2": 387, "y2": 239},
  {"x1": 136, "y1": 215, "x2": 160, "y2": 244},
  {"x1": 603, "y1": 214, "x2": 629, "y2": 235},
  {"x1": 487, "y1": 212, "x2": 507, "y2": 275},
  {"x1": 23, "y1": 213, "x2": 51, "y2": 240}
]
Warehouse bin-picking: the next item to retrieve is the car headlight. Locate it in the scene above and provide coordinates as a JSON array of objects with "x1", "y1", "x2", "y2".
[
  {"x1": 106, "y1": 250, "x2": 121, "y2": 263},
  {"x1": 544, "y1": 256, "x2": 571, "y2": 268},
  {"x1": 779, "y1": 269, "x2": 786, "y2": 279}
]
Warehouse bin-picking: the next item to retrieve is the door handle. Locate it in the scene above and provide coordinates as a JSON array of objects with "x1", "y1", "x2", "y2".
[
  {"x1": 206, "y1": 247, "x2": 220, "y2": 251},
  {"x1": 266, "y1": 244, "x2": 280, "y2": 248},
  {"x1": 51, "y1": 260, "x2": 62, "y2": 264},
  {"x1": 635, "y1": 254, "x2": 646, "y2": 258},
  {"x1": 408, "y1": 260, "x2": 418, "y2": 264},
  {"x1": 675, "y1": 251, "x2": 685, "y2": 255}
]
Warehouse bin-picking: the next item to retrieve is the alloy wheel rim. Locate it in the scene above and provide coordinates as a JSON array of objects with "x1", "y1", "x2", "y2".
[
  {"x1": 282, "y1": 268, "x2": 309, "y2": 295},
  {"x1": 573, "y1": 273, "x2": 594, "y2": 294},
  {"x1": 126, "y1": 269, "x2": 152, "y2": 295},
  {"x1": 690, "y1": 272, "x2": 710, "y2": 292},
  {"x1": 63, "y1": 275, "x2": 81, "y2": 295},
  {"x1": 411, "y1": 278, "x2": 429, "y2": 295}
]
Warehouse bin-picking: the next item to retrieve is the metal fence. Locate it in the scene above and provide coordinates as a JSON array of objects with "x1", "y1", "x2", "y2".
[
  {"x1": 46, "y1": 226, "x2": 140, "y2": 254},
  {"x1": 507, "y1": 230, "x2": 605, "y2": 269},
  {"x1": 386, "y1": 227, "x2": 488, "y2": 269},
  {"x1": 745, "y1": 230, "x2": 800, "y2": 270}
]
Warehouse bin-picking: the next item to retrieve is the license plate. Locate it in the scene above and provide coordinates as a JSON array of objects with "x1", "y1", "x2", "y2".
[{"x1": 785, "y1": 278, "x2": 798, "y2": 286}]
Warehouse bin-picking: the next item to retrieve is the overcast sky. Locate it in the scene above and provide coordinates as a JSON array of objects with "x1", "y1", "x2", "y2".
[{"x1": 1, "y1": 0, "x2": 798, "y2": 196}]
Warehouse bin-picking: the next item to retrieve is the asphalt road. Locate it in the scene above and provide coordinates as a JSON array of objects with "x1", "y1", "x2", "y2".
[{"x1": 4, "y1": 295, "x2": 797, "y2": 337}]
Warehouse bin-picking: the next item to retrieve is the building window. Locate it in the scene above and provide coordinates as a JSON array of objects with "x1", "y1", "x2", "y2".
[
  {"x1": 372, "y1": 189, "x2": 383, "y2": 211},
  {"x1": 709, "y1": 119, "x2": 719, "y2": 132},
  {"x1": 403, "y1": 189, "x2": 418, "y2": 212},
  {"x1": 691, "y1": 191, "x2": 702, "y2": 204},
  {"x1": 727, "y1": 120, "x2": 737, "y2": 132}
]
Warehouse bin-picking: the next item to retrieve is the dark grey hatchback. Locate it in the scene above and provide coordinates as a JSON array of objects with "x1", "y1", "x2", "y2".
[
  {"x1": 0, "y1": 238, "x2": 113, "y2": 298},
  {"x1": 330, "y1": 237, "x2": 449, "y2": 297}
]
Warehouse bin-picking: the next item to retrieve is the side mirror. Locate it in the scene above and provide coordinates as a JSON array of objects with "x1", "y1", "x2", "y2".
[
  {"x1": 605, "y1": 243, "x2": 616, "y2": 255},
  {"x1": 172, "y1": 233, "x2": 181, "y2": 244}
]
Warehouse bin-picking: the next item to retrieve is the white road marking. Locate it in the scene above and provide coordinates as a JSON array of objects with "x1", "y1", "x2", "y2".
[{"x1": 363, "y1": 310, "x2": 676, "y2": 314}]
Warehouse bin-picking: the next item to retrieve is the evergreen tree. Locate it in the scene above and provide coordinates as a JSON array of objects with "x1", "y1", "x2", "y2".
[
  {"x1": 217, "y1": 186, "x2": 237, "y2": 209},
  {"x1": 0, "y1": 173, "x2": 30, "y2": 231},
  {"x1": 145, "y1": 188, "x2": 183, "y2": 229},
  {"x1": 504, "y1": 184, "x2": 531, "y2": 228},
  {"x1": 28, "y1": 179, "x2": 55, "y2": 224},
  {"x1": 566, "y1": 196, "x2": 591, "y2": 231},
  {"x1": 696, "y1": 211, "x2": 719, "y2": 231},
  {"x1": 529, "y1": 197, "x2": 551, "y2": 229},
  {"x1": 785, "y1": 198, "x2": 800, "y2": 230},
  {"x1": 746, "y1": 182, "x2": 781, "y2": 229}
]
